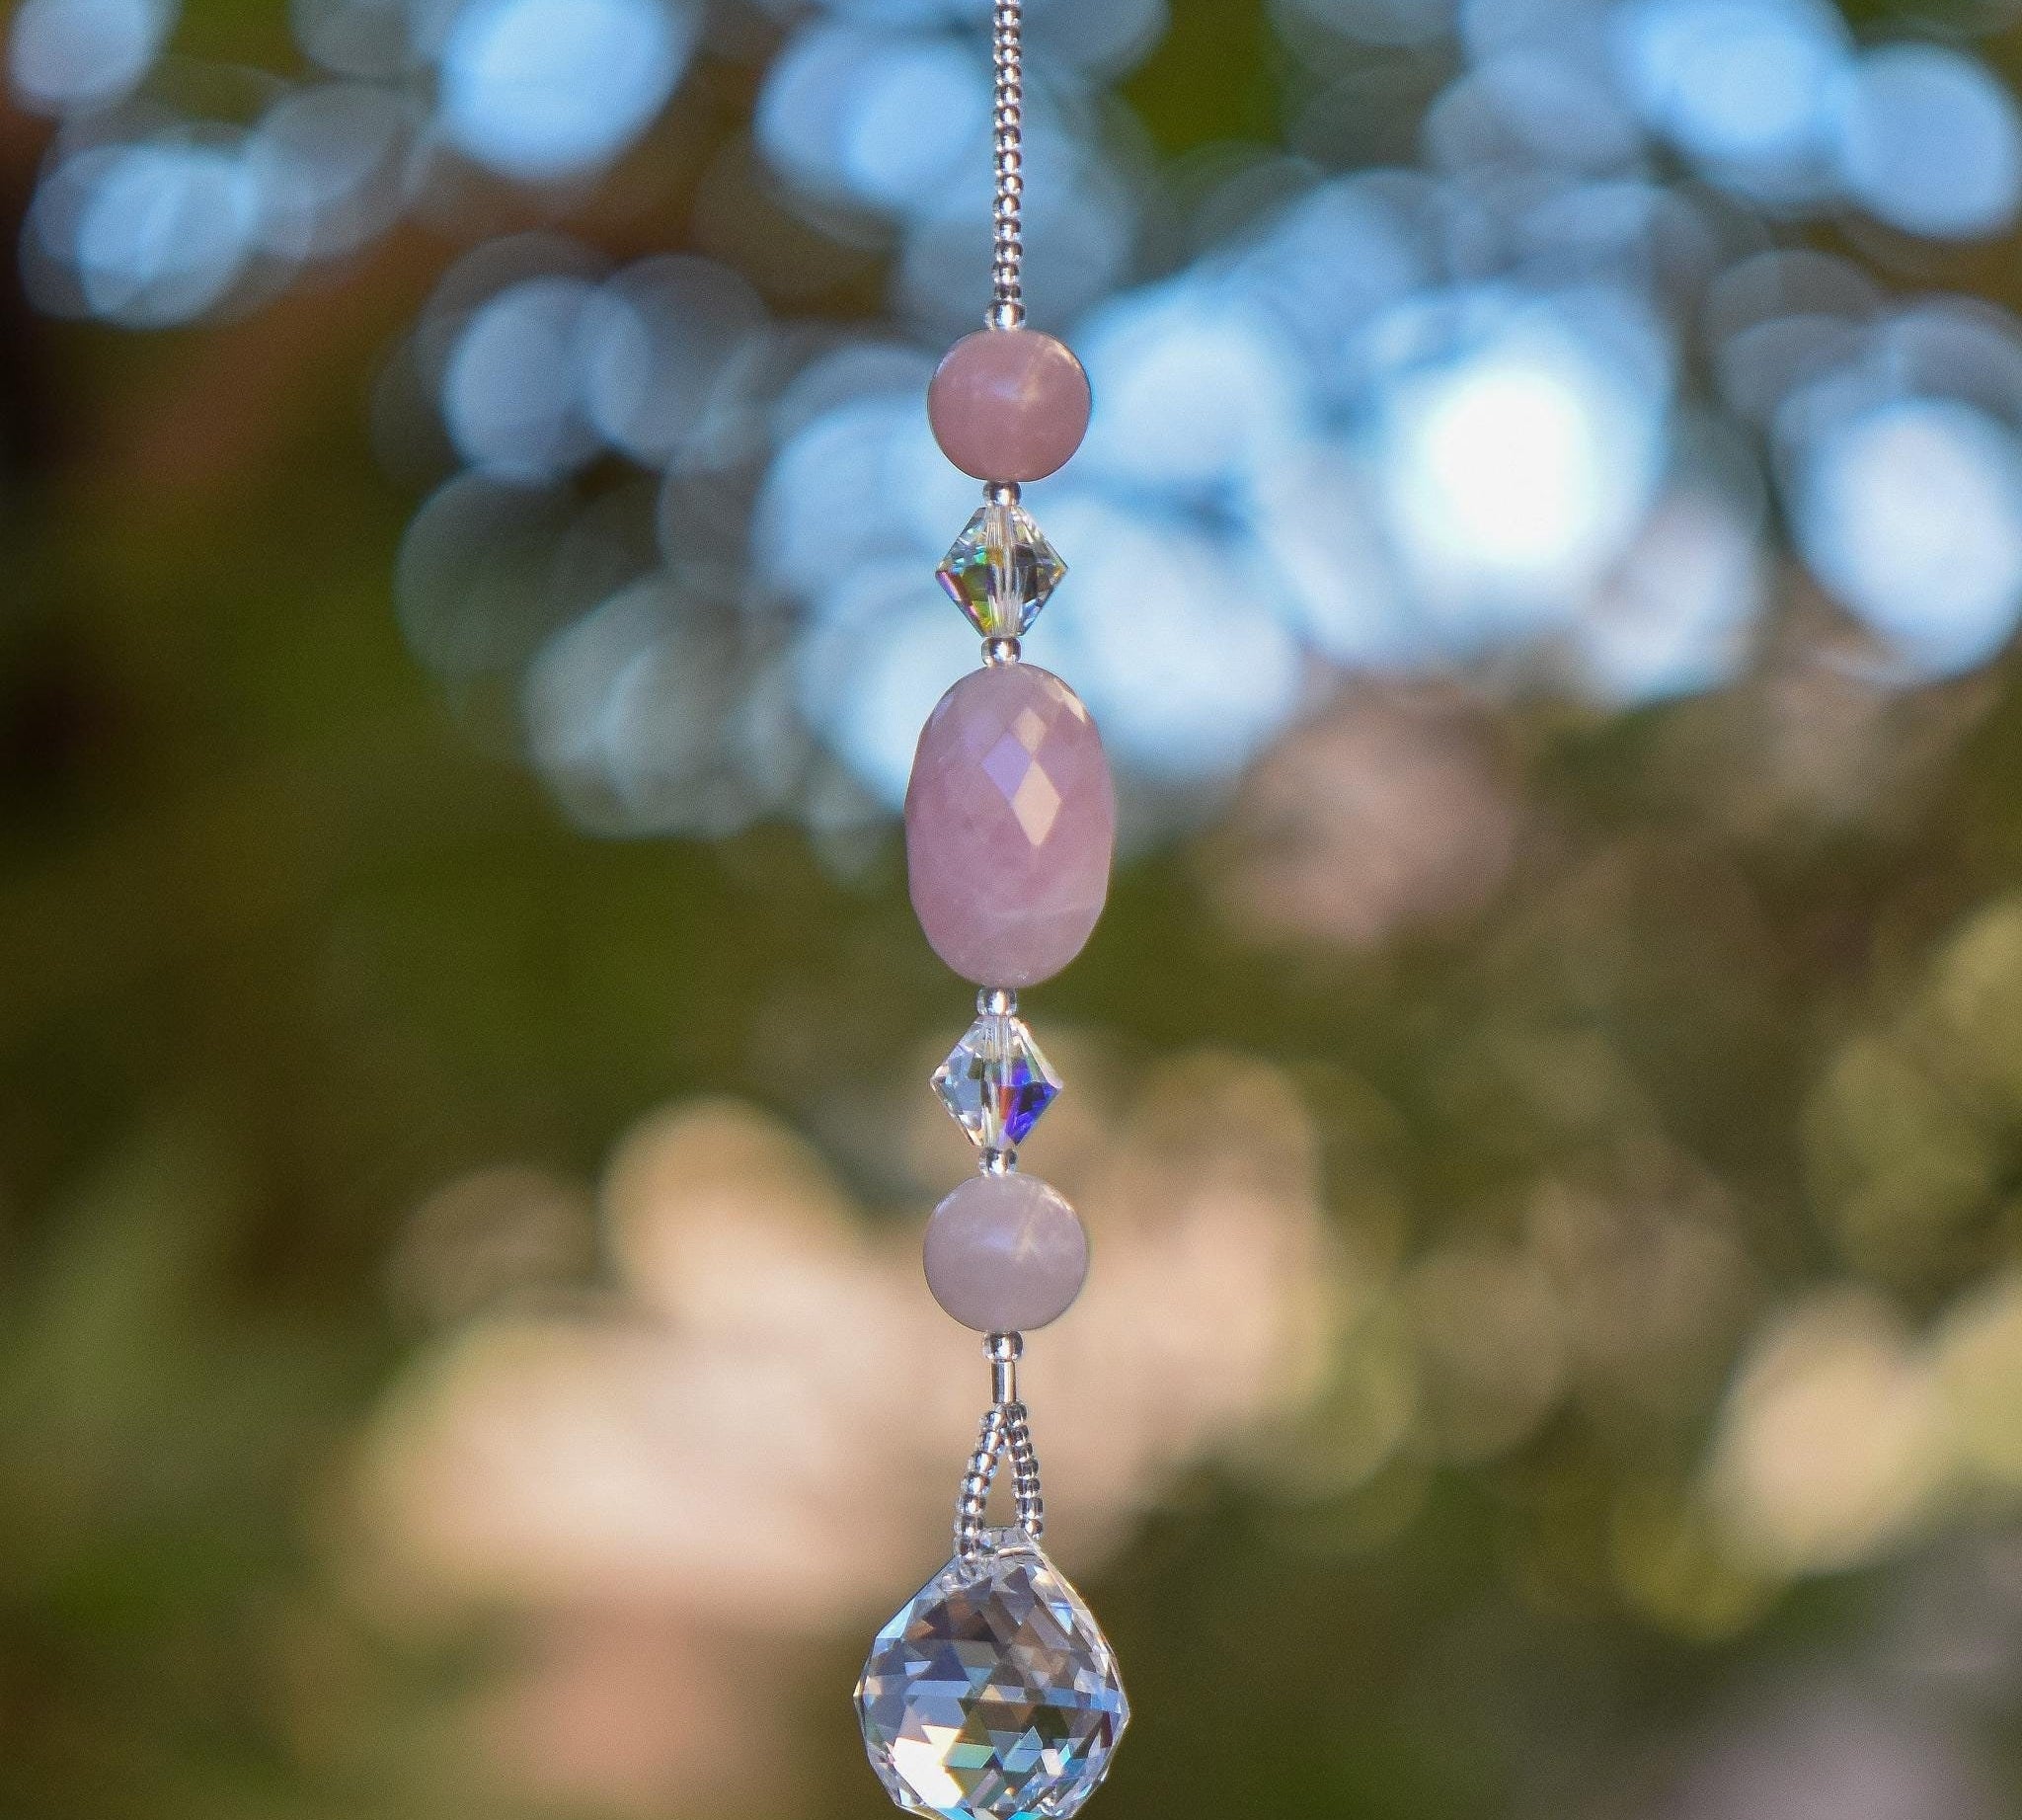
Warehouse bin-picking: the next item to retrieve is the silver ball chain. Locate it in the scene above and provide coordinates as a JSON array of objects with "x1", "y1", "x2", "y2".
[{"x1": 987, "y1": 0, "x2": 1025, "y2": 329}]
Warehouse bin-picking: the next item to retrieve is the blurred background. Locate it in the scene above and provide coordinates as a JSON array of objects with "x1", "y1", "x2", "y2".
[{"x1": 14, "y1": 0, "x2": 2022, "y2": 1813}]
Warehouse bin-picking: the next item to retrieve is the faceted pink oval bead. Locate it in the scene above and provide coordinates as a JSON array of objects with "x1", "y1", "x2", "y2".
[
  {"x1": 927, "y1": 328, "x2": 1092, "y2": 482},
  {"x1": 905, "y1": 664, "x2": 1116, "y2": 988}
]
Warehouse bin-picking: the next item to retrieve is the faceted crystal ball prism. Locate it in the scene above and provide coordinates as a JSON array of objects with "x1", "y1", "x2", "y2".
[
  {"x1": 933, "y1": 1013, "x2": 1062, "y2": 1150},
  {"x1": 857, "y1": 1527, "x2": 1128, "y2": 1820},
  {"x1": 937, "y1": 502, "x2": 1067, "y2": 639},
  {"x1": 905, "y1": 665, "x2": 1116, "y2": 989}
]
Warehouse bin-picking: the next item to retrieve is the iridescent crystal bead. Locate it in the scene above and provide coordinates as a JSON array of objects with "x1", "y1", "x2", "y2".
[
  {"x1": 937, "y1": 502, "x2": 1066, "y2": 640},
  {"x1": 933, "y1": 1013, "x2": 1062, "y2": 1150},
  {"x1": 857, "y1": 1527, "x2": 1129, "y2": 1820}
]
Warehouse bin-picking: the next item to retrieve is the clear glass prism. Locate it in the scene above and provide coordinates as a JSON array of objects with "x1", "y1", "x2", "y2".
[
  {"x1": 933, "y1": 1014, "x2": 1062, "y2": 1151},
  {"x1": 936, "y1": 502, "x2": 1067, "y2": 639},
  {"x1": 856, "y1": 1527, "x2": 1129, "y2": 1820}
]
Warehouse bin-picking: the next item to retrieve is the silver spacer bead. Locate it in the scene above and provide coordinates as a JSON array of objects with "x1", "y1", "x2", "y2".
[
  {"x1": 979, "y1": 1145, "x2": 1018, "y2": 1176},
  {"x1": 977, "y1": 986, "x2": 1018, "y2": 1016},
  {"x1": 986, "y1": 298, "x2": 1025, "y2": 330},
  {"x1": 984, "y1": 480, "x2": 1021, "y2": 506},
  {"x1": 982, "y1": 635, "x2": 1022, "y2": 666},
  {"x1": 987, "y1": 1330, "x2": 1022, "y2": 1403}
]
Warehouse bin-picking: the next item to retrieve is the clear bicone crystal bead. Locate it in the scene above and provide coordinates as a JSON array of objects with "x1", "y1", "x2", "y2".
[
  {"x1": 936, "y1": 502, "x2": 1067, "y2": 639},
  {"x1": 933, "y1": 1014, "x2": 1062, "y2": 1150},
  {"x1": 856, "y1": 1528, "x2": 1128, "y2": 1820}
]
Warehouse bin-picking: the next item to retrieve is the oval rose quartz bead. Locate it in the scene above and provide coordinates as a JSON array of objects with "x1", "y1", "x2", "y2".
[
  {"x1": 927, "y1": 328, "x2": 1092, "y2": 483},
  {"x1": 905, "y1": 664, "x2": 1116, "y2": 988}
]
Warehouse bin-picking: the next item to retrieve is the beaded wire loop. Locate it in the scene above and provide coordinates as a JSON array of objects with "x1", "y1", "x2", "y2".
[{"x1": 955, "y1": 1332, "x2": 1046, "y2": 1561}]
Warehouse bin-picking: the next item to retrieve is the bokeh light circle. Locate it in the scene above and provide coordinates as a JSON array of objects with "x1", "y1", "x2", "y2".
[
  {"x1": 29, "y1": 133, "x2": 263, "y2": 327},
  {"x1": 756, "y1": 22, "x2": 990, "y2": 217},
  {"x1": 1795, "y1": 396, "x2": 2022, "y2": 676},
  {"x1": 1613, "y1": 0, "x2": 1850, "y2": 199},
  {"x1": 248, "y1": 82, "x2": 418, "y2": 261},
  {"x1": 1832, "y1": 44, "x2": 2022, "y2": 241},
  {"x1": 440, "y1": 274, "x2": 605, "y2": 479},
  {"x1": 436, "y1": 0, "x2": 696, "y2": 182},
  {"x1": 8, "y1": 0, "x2": 172, "y2": 116}
]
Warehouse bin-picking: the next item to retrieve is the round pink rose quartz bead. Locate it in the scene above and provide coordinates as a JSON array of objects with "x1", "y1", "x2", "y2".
[
  {"x1": 905, "y1": 664, "x2": 1116, "y2": 988},
  {"x1": 927, "y1": 328, "x2": 1092, "y2": 482},
  {"x1": 924, "y1": 1172, "x2": 1088, "y2": 1332}
]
